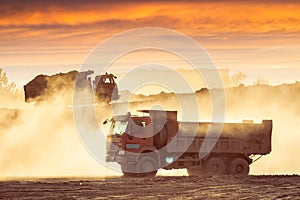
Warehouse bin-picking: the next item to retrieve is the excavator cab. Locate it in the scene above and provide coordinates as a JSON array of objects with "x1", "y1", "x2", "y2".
[{"x1": 94, "y1": 72, "x2": 119, "y2": 101}]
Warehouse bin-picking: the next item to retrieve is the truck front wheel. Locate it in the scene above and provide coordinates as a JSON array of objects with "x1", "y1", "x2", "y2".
[
  {"x1": 122, "y1": 172, "x2": 138, "y2": 178},
  {"x1": 205, "y1": 157, "x2": 226, "y2": 176},
  {"x1": 187, "y1": 167, "x2": 205, "y2": 176},
  {"x1": 229, "y1": 157, "x2": 249, "y2": 175},
  {"x1": 136, "y1": 156, "x2": 158, "y2": 178}
]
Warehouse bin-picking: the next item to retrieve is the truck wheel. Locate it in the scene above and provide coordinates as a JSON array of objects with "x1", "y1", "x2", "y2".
[
  {"x1": 187, "y1": 167, "x2": 204, "y2": 176},
  {"x1": 121, "y1": 164, "x2": 138, "y2": 178},
  {"x1": 205, "y1": 157, "x2": 226, "y2": 176},
  {"x1": 136, "y1": 156, "x2": 158, "y2": 178},
  {"x1": 229, "y1": 158, "x2": 249, "y2": 175},
  {"x1": 122, "y1": 172, "x2": 138, "y2": 178}
]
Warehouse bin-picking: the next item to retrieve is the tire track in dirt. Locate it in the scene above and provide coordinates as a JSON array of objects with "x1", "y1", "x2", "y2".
[{"x1": 1, "y1": 175, "x2": 300, "y2": 199}]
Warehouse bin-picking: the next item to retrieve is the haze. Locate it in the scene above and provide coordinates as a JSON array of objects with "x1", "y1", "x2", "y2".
[{"x1": 1, "y1": 0, "x2": 300, "y2": 178}]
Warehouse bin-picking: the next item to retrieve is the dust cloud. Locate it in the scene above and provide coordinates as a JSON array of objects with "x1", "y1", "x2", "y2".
[
  {"x1": 0, "y1": 78, "x2": 118, "y2": 179},
  {"x1": 1, "y1": 71, "x2": 300, "y2": 178}
]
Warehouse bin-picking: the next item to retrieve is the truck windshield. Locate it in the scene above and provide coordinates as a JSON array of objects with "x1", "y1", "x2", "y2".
[{"x1": 109, "y1": 121, "x2": 128, "y2": 135}]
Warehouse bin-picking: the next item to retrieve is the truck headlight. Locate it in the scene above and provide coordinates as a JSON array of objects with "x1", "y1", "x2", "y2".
[{"x1": 118, "y1": 150, "x2": 125, "y2": 155}]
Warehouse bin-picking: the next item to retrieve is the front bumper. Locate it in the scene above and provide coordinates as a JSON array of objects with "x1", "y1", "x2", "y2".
[
  {"x1": 106, "y1": 153, "x2": 138, "y2": 165},
  {"x1": 116, "y1": 154, "x2": 137, "y2": 164},
  {"x1": 106, "y1": 154, "x2": 117, "y2": 162}
]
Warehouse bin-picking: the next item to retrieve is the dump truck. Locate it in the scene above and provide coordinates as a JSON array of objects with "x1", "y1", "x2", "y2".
[
  {"x1": 24, "y1": 70, "x2": 119, "y2": 103},
  {"x1": 105, "y1": 110, "x2": 272, "y2": 177}
]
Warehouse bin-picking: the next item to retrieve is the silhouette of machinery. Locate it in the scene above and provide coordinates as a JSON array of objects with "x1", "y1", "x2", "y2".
[
  {"x1": 24, "y1": 70, "x2": 119, "y2": 103},
  {"x1": 94, "y1": 72, "x2": 119, "y2": 101}
]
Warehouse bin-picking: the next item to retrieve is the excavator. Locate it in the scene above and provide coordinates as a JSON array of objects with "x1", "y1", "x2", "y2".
[{"x1": 24, "y1": 70, "x2": 119, "y2": 103}]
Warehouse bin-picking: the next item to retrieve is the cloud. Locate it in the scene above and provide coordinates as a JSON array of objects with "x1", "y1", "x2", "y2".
[
  {"x1": 1, "y1": 0, "x2": 300, "y2": 67},
  {"x1": 1, "y1": 1, "x2": 300, "y2": 33}
]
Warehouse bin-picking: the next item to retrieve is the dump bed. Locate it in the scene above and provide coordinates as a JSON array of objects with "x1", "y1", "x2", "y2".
[{"x1": 167, "y1": 120, "x2": 272, "y2": 155}]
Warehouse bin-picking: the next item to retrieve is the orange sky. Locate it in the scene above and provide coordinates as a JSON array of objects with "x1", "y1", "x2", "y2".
[{"x1": 1, "y1": 0, "x2": 300, "y2": 84}]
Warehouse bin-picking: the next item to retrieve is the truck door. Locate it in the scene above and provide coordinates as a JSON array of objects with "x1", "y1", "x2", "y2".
[{"x1": 125, "y1": 117, "x2": 153, "y2": 153}]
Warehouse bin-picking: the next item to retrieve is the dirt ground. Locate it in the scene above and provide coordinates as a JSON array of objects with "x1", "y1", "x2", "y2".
[{"x1": 1, "y1": 175, "x2": 299, "y2": 199}]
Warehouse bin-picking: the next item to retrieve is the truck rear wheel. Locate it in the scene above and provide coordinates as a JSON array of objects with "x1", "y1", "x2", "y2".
[
  {"x1": 229, "y1": 158, "x2": 249, "y2": 175},
  {"x1": 205, "y1": 157, "x2": 226, "y2": 176},
  {"x1": 136, "y1": 156, "x2": 158, "y2": 178}
]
